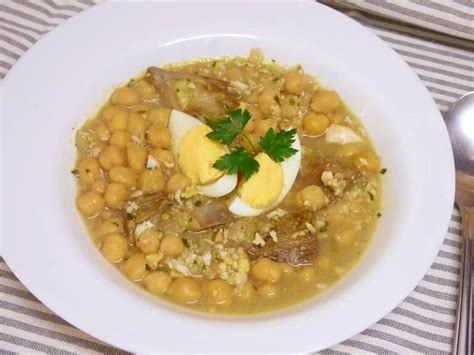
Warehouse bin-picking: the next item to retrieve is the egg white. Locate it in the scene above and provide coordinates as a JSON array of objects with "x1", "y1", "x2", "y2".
[
  {"x1": 228, "y1": 134, "x2": 302, "y2": 217},
  {"x1": 168, "y1": 110, "x2": 238, "y2": 198}
]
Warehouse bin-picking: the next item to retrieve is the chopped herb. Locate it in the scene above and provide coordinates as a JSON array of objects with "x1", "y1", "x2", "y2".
[
  {"x1": 138, "y1": 110, "x2": 147, "y2": 114},
  {"x1": 273, "y1": 77, "x2": 279, "y2": 82},
  {"x1": 289, "y1": 97, "x2": 296, "y2": 105},
  {"x1": 274, "y1": 95, "x2": 281, "y2": 105},
  {"x1": 213, "y1": 147, "x2": 260, "y2": 179},
  {"x1": 212, "y1": 61, "x2": 217, "y2": 67},
  {"x1": 182, "y1": 238, "x2": 190, "y2": 247},
  {"x1": 85, "y1": 168, "x2": 90, "y2": 173},
  {"x1": 377, "y1": 212, "x2": 382, "y2": 218},
  {"x1": 175, "y1": 88, "x2": 180, "y2": 93},
  {"x1": 111, "y1": 222, "x2": 119, "y2": 227},
  {"x1": 126, "y1": 212, "x2": 136, "y2": 221},
  {"x1": 380, "y1": 168, "x2": 387, "y2": 175},
  {"x1": 71, "y1": 169, "x2": 79, "y2": 178},
  {"x1": 193, "y1": 259, "x2": 198, "y2": 265},
  {"x1": 259, "y1": 128, "x2": 298, "y2": 162},
  {"x1": 194, "y1": 200, "x2": 202, "y2": 207},
  {"x1": 367, "y1": 192, "x2": 374, "y2": 201},
  {"x1": 319, "y1": 221, "x2": 329, "y2": 233},
  {"x1": 206, "y1": 108, "x2": 251, "y2": 145},
  {"x1": 271, "y1": 58, "x2": 276, "y2": 62}
]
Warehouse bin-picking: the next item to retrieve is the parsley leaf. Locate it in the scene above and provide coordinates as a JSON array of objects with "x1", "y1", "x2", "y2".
[
  {"x1": 259, "y1": 128, "x2": 298, "y2": 162},
  {"x1": 205, "y1": 109, "x2": 251, "y2": 145},
  {"x1": 213, "y1": 147, "x2": 260, "y2": 179}
]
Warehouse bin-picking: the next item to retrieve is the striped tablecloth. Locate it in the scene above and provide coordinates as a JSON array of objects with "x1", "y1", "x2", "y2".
[{"x1": 1, "y1": 1, "x2": 473, "y2": 353}]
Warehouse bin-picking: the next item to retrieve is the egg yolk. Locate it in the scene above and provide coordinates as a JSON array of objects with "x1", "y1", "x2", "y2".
[
  {"x1": 178, "y1": 125, "x2": 225, "y2": 185},
  {"x1": 239, "y1": 153, "x2": 283, "y2": 208}
]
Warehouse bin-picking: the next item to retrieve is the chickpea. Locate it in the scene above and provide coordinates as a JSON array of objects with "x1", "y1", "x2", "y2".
[
  {"x1": 302, "y1": 113, "x2": 329, "y2": 136},
  {"x1": 97, "y1": 217, "x2": 123, "y2": 236},
  {"x1": 251, "y1": 258, "x2": 282, "y2": 284},
  {"x1": 280, "y1": 100, "x2": 299, "y2": 120},
  {"x1": 138, "y1": 169, "x2": 166, "y2": 194},
  {"x1": 335, "y1": 230, "x2": 355, "y2": 246},
  {"x1": 94, "y1": 123, "x2": 111, "y2": 142},
  {"x1": 166, "y1": 173, "x2": 191, "y2": 193},
  {"x1": 167, "y1": 277, "x2": 201, "y2": 304},
  {"x1": 258, "y1": 283, "x2": 278, "y2": 299},
  {"x1": 207, "y1": 279, "x2": 233, "y2": 306},
  {"x1": 107, "y1": 110, "x2": 128, "y2": 132},
  {"x1": 130, "y1": 80, "x2": 156, "y2": 99},
  {"x1": 109, "y1": 131, "x2": 131, "y2": 148},
  {"x1": 91, "y1": 179, "x2": 107, "y2": 194},
  {"x1": 150, "y1": 148, "x2": 175, "y2": 169},
  {"x1": 104, "y1": 182, "x2": 129, "y2": 209},
  {"x1": 254, "y1": 118, "x2": 277, "y2": 137},
  {"x1": 76, "y1": 158, "x2": 101, "y2": 185},
  {"x1": 144, "y1": 271, "x2": 172, "y2": 295},
  {"x1": 122, "y1": 254, "x2": 146, "y2": 281},
  {"x1": 126, "y1": 143, "x2": 148, "y2": 171},
  {"x1": 297, "y1": 267, "x2": 317, "y2": 282},
  {"x1": 147, "y1": 107, "x2": 171, "y2": 126},
  {"x1": 127, "y1": 113, "x2": 147, "y2": 137},
  {"x1": 257, "y1": 86, "x2": 279, "y2": 114},
  {"x1": 111, "y1": 87, "x2": 141, "y2": 107},
  {"x1": 160, "y1": 235, "x2": 184, "y2": 257},
  {"x1": 99, "y1": 146, "x2": 125, "y2": 171},
  {"x1": 102, "y1": 105, "x2": 125, "y2": 122},
  {"x1": 101, "y1": 233, "x2": 128, "y2": 263},
  {"x1": 147, "y1": 124, "x2": 171, "y2": 148},
  {"x1": 296, "y1": 185, "x2": 327, "y2": 211},
  {"x1": 310, "y1": 90, "x2": 340, "y2": 114},
  {"x1": 283, "y1": 70, "x2": 304, "y2": 94},
  {"x1": 76, "y1": 191, "x2": 104, "y2": 217},
  {"x1": 109, "y1": 166, "x2": 137, "y2": 189},
  {"x1": 351, "y1": 152, "x2": 380, "y2": 172},
  {"x1": 279, "y1": 263, "x2": 295, "y2": 276},
  {"x1": 137, "y1": 228, "x2": 161, "y2": 254},
  {"x1": 239, "y1": 281, "x2": 256, "y2": 301}
]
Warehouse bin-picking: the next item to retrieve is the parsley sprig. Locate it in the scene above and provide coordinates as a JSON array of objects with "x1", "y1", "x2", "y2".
[
  {"x1": 205, "y1": 109, "x2": 251, "y2": 145},
  {"x1": 206, "y1": 109, "x2": 298, "y2": 179},
  {"x1": 213, "y1": 147, "x2": 260, "y2": 179},
  {"x1": 259, "y1": 128, "x2": 298, "y2": 162}
]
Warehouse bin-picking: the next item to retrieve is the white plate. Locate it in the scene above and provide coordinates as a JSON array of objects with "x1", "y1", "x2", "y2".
[{"x1": 2, "y1": 1, "x2": 454, "y2": 353}]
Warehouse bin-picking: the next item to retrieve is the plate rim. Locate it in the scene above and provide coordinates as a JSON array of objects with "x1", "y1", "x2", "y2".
[{"x1": 2, "y1": 1, "x2": 455, "y2": 352}]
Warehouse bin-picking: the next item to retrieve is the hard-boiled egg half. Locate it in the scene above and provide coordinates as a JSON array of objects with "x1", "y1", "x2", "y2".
[
  {"x1": 228, "y1": 135, "x2": 301, "y2": 217},
  {"x1": 168, "y1": 110, "x2": 237, "y2": 197}
]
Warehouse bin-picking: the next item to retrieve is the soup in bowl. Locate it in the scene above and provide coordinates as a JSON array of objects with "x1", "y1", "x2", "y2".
[{"x1": 73, "y1": 49, "x2": 383, "y2": 314}]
